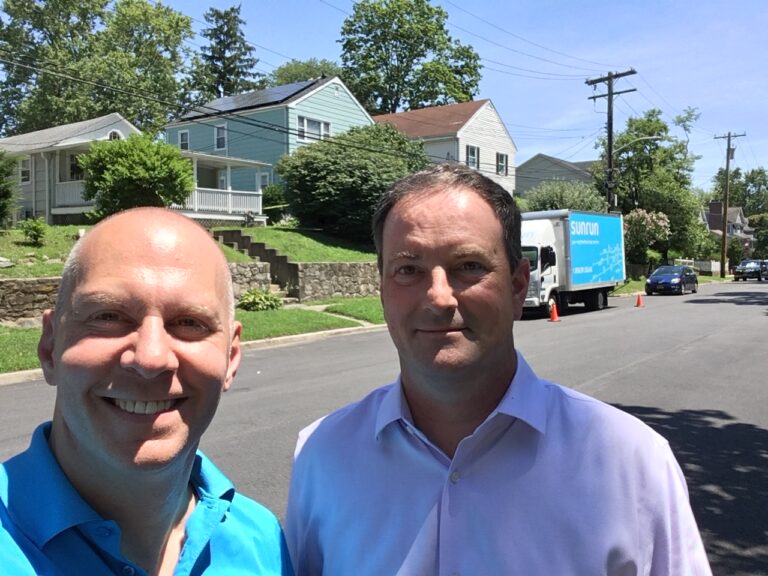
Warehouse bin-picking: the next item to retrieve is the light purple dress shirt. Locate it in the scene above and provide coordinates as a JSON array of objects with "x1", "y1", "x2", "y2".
[{"x1": 285, "y1": 352, "x2": 711, "y2": 576}]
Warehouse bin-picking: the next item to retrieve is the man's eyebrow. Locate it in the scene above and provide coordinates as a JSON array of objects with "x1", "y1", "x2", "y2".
[{"x1": 391, "y1": 251, "x2": 419, "y2": 260}]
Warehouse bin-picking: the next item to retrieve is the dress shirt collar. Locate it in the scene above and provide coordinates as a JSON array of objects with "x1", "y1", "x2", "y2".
[
  {"x1": 3, "y1": 422, "x2": 234, "y2": 548},
  {"x1": 374, "y1": 351, "x2": 547, "y2": 440}
]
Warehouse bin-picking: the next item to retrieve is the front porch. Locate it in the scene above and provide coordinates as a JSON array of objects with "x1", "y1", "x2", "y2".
[{"x1": 49, "y1": 150, "x2": 270, "y2": 224}]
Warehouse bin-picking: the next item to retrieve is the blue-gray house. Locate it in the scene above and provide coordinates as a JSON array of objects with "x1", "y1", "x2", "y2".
[{"x1": 165, "y1": 76, "x2": 373, "y2": 223}]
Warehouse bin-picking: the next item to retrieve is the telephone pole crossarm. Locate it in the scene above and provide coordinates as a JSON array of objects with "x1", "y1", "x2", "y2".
[{"x1": 585, "y1": 68, "x2": 638, "y2": 209}]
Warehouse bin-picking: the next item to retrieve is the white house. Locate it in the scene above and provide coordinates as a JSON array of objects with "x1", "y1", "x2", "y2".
[{"x1": 373, "y1": 99, "x2": 517, "y2": 193}]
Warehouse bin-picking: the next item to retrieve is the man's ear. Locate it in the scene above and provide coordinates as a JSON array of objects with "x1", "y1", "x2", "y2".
[
  {"x1": 511, "y1": 258, "x2": 531, "y2": 319},
  {"x1": 223, "y1": 321, "x2": 243, "y2": 392},
  {"x1": 38, "y1": 309, "x2": 57, "y2": 387}
]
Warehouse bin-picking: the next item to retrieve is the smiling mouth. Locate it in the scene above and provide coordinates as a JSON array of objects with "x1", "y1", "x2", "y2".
[{"x1": 113, "y1": 399, "x2": 177, "y2": 415}]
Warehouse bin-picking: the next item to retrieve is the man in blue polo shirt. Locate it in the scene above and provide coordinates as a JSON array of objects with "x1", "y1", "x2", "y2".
[{"x1": 0, "y1": 208, "x2": 292, "y2": 575}]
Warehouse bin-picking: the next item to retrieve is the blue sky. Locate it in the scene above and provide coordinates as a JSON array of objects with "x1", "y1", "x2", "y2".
[{"x1": 166, "y1": 0, "x2": 766, "y2": 192}]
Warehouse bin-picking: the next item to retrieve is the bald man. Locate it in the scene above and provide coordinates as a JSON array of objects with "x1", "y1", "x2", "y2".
[{"x1": 0, "y1": 208, "x2": 292, "y2": 575}]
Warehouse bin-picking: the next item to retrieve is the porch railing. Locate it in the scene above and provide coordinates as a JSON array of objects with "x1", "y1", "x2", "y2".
[{"x1": 54, "y1": 183, "x2": 262, "y2": 215}]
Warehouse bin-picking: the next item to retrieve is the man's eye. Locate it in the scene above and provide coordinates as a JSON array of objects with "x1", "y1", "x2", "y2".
[
  {"x1": 170, "y1": 318, "x2": 211, "y2": 338},
  {"x1": 91, "y1": 311, "x2": 123, "y2": 323},
  {"x1": 459, "y1": 262, "x2": 485, "y2": 273},
  {"x1": 395, "y1": 265, "x2": 417, "y2": 276}
]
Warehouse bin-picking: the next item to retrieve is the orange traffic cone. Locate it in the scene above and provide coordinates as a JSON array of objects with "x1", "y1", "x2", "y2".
[
  {"x1": 548, "y1": 302, "x2": 561, "y2": 322},
  {"x1": 635, "y1": 292, "x2": 645, "y2": 308}
]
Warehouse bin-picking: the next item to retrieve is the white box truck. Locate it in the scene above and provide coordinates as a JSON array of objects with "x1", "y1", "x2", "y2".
[{"x1": 521, "y1": 210, "x2": 626, "y2": 314}]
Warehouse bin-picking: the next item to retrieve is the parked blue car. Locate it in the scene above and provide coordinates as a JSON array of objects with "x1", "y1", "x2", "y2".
[{"x1": 645, "y1": 265, "x2": 698, "y2": 295}]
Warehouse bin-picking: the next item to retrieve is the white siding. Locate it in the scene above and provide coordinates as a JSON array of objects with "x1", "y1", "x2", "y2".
[
  {"x1": 423, "y1": 138, "x2": 459, "y2": 163},
  {"x1": 457, "y1": 102, "x2": 517, "y2": 194}
]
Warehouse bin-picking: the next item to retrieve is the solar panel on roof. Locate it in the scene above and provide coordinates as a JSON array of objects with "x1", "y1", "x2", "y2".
[{"x1": 182, "y1": 79, "x2": 317, "y2": 119}]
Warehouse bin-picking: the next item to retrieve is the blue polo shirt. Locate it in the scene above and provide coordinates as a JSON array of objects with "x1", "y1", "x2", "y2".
[{"x1": 0, "y1": 423, "x2": 293, "y2": 575}]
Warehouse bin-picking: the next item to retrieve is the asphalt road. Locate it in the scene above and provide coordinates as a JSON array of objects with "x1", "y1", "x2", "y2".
[{"x1": 1, "y1": 280, "x2": 766, "y2": 574}]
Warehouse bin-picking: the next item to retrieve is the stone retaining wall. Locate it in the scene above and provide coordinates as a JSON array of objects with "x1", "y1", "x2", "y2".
[
  {"x1": 0, "y1": 277, "x2": 60, "y2": 323},
  {"x1": 297, "y1": 262, "x2": 380, "y2": 301},
  {"x1": 0, "y1": 262, "x2": 271, "y2": 325}
]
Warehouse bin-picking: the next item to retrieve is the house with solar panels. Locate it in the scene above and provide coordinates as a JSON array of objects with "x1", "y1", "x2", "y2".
[{"x1": 164, "y1": 76, "x2": 374, "y2": 223}]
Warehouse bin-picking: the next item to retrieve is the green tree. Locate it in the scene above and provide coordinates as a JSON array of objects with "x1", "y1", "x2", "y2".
[
  {"x1": 623, "y1": 209, "x2": 670, "y2": 265},
  {"x1": 196, "y1": 4, "x2": 262, "y2": 98},
  {"x1": 265, "y1": 58, "x2": 343, "y2": 87},
  {"x1": 594, "y1": 109, "x2": 701, "y2": 258},
  {"x1": 524, "y1": 180, "x2": 607, "y2": 213},
  {"x1": 749, "y1": 213, "x2": 768, "y2": 259},
  {"x1": 277, "y1": 124, "x2": 429, "y2": 240},
  {"x1": 339, "y1": 0, "x2": 482, "y2": 114},
  {"x1": 711, "y1": 167, "x2": 768, "y2": 217},
  {"x1": 0, "y1": 151, "x2": 17, "y2": 226},
  {"x1": 0, "y1": 0, "x2": 193, "y2": 135},
  {"x1": 79, "y1": 134, "x2": 194, "y2": 219}
]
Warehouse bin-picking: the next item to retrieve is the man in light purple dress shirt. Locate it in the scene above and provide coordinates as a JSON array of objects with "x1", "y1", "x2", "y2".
[{"x1": 285, "y1": 163, "x2": 712, "y2": 575}]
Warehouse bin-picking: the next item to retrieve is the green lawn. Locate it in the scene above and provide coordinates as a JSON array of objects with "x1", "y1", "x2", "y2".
[
  {"x1": 215, "y1": 227, "x2": 375, "y2": 262},
  {"x1": 316, "y1": 296, "x2": 385, "y2": 324},
  {"x1": 0, "y1": 326, "x2": 42, "y2": 373}
]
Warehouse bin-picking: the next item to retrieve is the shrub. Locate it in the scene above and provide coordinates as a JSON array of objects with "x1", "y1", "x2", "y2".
[
  {"x1": 237, "y1": 289, "x2": 283, "y2": 311},
  {"x1": 262, "y1": 184, "x2": 288, "y2": 224},
  {"x1": 17, "y1": 217, "x2": 47, "y2": 246}
]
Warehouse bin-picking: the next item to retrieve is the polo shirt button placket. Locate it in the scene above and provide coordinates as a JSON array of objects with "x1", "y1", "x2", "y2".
[{"x1": 121, "y1": 565, "x2": 136, "y2": 576}]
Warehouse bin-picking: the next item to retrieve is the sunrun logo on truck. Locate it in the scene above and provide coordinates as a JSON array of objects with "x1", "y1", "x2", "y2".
[
  {"x1": 569, "y1": 212, "x2": 625, "y2": 286},
  {"x1": 570, "y1": 220, "x2": 600, "y2": 237}
]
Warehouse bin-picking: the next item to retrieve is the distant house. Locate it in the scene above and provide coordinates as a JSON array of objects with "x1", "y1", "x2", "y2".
[
  {"x1": 165, "y1": 76, "x2": 374, "y2": 197},
  {"x1": 702, "y1": 200, "x2": 755, "y2": 252},
  {"x1": 515, "y1": 153, "x2": 598, "y2": 196},
  {"x1": 0, "y1": 113, "x2": 140, "y2": 224},
  {"x1": 0, "y1": 112, "x2": 270, "y2": 225},
  {"x1": 373, "y1": 99, "x2": 517, "y2": 194}
]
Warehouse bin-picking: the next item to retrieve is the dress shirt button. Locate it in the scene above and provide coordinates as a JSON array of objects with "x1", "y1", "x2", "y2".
[
  {"x1": 121, "y1": 566, "x2": 135, "y2": 576},
  {"x1": 450, "y1": 471, "x2": 460, "y2": 484}
]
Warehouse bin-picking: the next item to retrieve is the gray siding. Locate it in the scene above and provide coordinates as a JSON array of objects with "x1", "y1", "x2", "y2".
[{"x1": 516, "y1": 156, "x2": 593, "y2": 196}]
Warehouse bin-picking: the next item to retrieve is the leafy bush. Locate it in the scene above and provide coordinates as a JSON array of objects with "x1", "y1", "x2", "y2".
[
  {"x1": 262, "y1": 184, "x2": 288, "y2": 224},
  {"x1": 0, "y1": 151, "x2": 17, "y2": 228},
  {"x1": 525, "y1": 180, "x2": 608, "y2": 213},
  {"x1": 79, "y1": 134, "x2": 194, "y2": 220},
  {"x1": 17, "y1": 217, "x2": 47, "y2": 246},
  {"x1": 237, "y1": 289, "x2": 284, "y2": 311},
  {"x1": 277, "y1": 123, "x2": 429, "y2": 241}
]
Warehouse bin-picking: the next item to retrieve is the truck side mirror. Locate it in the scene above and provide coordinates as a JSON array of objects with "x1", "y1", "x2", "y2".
[{"x1": 540, "y1": 247, "x2": 556, "y2": 270}]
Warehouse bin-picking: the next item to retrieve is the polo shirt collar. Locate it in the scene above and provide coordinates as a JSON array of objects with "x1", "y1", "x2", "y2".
[
  {"x1": 373, "y1": 351, "x2": 548, "y2": 440},
  {"x1": 3, "y1": 422, "x2": 102, "y2": 548},
  {"x1": 4, "y1": 423, "x2": 235, "y2": 550}
]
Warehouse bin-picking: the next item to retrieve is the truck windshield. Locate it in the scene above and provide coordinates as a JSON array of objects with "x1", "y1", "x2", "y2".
[{"x1": 521, "y1": 246, "x2": 538, "y2": 269}]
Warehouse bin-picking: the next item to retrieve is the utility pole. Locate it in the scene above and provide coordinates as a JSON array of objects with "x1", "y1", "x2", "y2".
[
  {"x1": 715, "y1": 131, "x2": 746, "y2": 277},
  {"x1": 586, "y1": 69, "x2": 637, "y2": 209}
]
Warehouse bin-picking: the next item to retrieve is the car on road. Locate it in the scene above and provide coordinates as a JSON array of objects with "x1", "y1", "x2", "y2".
[
  {"x1": 733, "y1": 259, "x2": 767, "y2": 281},
  {"x1": 645, "y1": 265, "x2": 698, "y2": 295}
]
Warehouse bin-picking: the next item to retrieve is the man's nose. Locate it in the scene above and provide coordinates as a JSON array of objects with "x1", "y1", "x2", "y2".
[
  {"x1": 425, "y1": 268, "x2": 458, "y2": 311},
  {"x1": 121, "y1": 317, "x2": 179, "y2": 378}
]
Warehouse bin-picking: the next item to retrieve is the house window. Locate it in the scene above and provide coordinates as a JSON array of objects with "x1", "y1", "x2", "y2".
[
  {"x1": 215, "y1": 125, "x2": 226, "y2": 150},
  {"x1": 298, "y1": 116, "x2": 330, "y2": 141},
  {"x1": 258, "y1": 172, "x2": 270, "y2": 191},
  {"x1": 466, "y1": 145, "x2": 479, "y2": 169},
  {"x1": 108, "y1": 130, "x2": 122, "y2": 140},
  {"x1": 496, "y1": 153, "x2": 508, "y2": 176},
  {"x1": 179, "y1": 131, "x2": 189, "y2": 151},
  {"x1": 19, "y1": 158, "x2": 30, "y2": 183},
  {"x1": 69, "y1": 154, "x2": 84, "y2": 181}
]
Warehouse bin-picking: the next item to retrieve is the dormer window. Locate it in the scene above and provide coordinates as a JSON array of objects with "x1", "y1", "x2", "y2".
[{"x1": 108, "y1": 130, "x2": 122, "y2": 140}]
